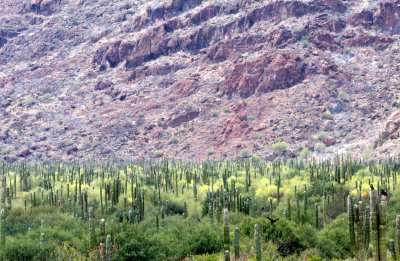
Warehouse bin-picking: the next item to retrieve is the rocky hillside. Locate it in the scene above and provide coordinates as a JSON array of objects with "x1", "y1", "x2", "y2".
[{"x1": 1, "y1": 0, "x2": 400, "y2": 162}]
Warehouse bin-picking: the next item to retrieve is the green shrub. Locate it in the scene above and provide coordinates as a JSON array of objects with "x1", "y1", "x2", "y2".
[
  {"x1": 23, "y1": 95, "x2": 36, "y2": 107},
  {"x1": 211, "y1": 110, "x2": 219, "y2": 117},
  {"x1": 2, "y1": 237, "x2": 54, "y2": 261},
  {"x1": 239, "y1": 149, "x2": 252, "y2": 158},
  {"x1": 188, "y1": 222, "x2": 223, "y2": 255},
  {"x1": 322, "y1": 110, "x2": 333, "y2": 120},
  {"x1": 169, "y1": 137, "x2": 178, "y2": 144},
  {"x1": 314, "y1": 143, "x2": 326, "y2": 153},
  {"x1": 272, "y1": 141, "x2": 289, "y2": 153},
  {"x1": 315, "y1": 214, "x2": 351, "y2": 259},
  {"x1": 316, "y1": 131, "x2": 329, "y2": 142},
  {"x1": 337, "y1": 91, "x2": 348, "y2": 102},
  {"x1": 154, "y1": 150, "x2": 163, "y2": 158},
  {"x1": 113, "y1": 226, "x2": 169, "y2": 261},
  {"x1": 164, "y1": 201, "x2": 185, "y2": 216},
  {"x1": 299, "y1": 148, "x2": 309, "y2": 159}
]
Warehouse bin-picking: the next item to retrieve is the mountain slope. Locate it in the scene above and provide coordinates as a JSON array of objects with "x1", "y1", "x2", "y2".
[{"x1": 1, "y1": 0, "x2": 400, "y2": 162}]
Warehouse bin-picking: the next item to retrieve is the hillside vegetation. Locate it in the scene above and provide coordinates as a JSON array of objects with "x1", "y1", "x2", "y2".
[{"x1": 0, "y1": 158, "x2": 399, "y2": 260}]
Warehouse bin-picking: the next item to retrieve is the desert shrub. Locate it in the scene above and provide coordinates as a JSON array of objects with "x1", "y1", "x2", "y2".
[
  {"x1": 314, "y1": 142, "x2": 326, "y2": 153},
  {"x1": 315, "y1": 214, "x2": 351, "y2": 259},
  {"x1": 272, "y1": 141, "x2": 289, "y2": 153},
  {"x1": 316, "y1": 131, "x2": 329, "y2": 141},
  {"x1": 211, "y1": 110, "x2": 219, "y2": 117},
  {"x1": 169, "y1": 137, "x2": 178, "y2": 144},
  {"x1": 2, "y1": 236, "x2": 54, "y2": 261},
  {"x1": 322, "y1": 110, "x2": 333, "y2": 119},
  {"x1": 112, "y1": 226, "x2": 169, "y2": 261},
  {"x1": 23, "y1": 95, "x2": 36, "y2": 107},
  {"x1": 239, "y1": 149, "x2": 252, "y2": 158},
  {"x1": 164, "y1": 201, "x2": 185, "y2": 215},
  {"x1": 337, "y1": 91, "x2": 349, "y2": 102},
  {"x1": 240, "y1": 217, "x2": 303, "y2": 256},
  {"x1": 299, "y1": 148, "x2": 309, "y2": 159},
  {"x1": 154, "y1": 150, "x2": 163, "y2": 158},
  {"x1": 188, "y1": 222, "x2": 223, "y2": 255}
]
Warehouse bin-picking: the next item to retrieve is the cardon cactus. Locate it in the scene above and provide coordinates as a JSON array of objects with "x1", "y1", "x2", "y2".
[
  {"x1": 106, "y1": 234, "x2": 112, "y2": 261},
  {"x1": 234, "y1": 226, "x2": 240, "y2": 259},
  {"x1": 40, "y1": 233, "x2": 45, "y2": 248},
  {"x1": 365, "y1": 206, "x2": 370, "y2": 251},
  {"x1": 224, "y1": 250, "x2": 230, "y2": 261},
  {"x1": 389, "y1": 239, "x2": 396, "y2": 260},
  {"x1": 89, "y1": 207, "x2": 95, "y2": 248},
  {"x1": 397, "y1": 215, "x2": 400, "y2": 258},
  {"x1": 370, "y1": 189, "x2": 379, "y2": 261},
  {"x1": 1, "y1": 176, "x2": 6, "y2": 209},
  {"x1": 0, "y1": 209, "x2": 5, "y2": 246},
  {"x1": 224, "y1": 208, "x2": 230, "y2": 250},
  {"x1": 379, "y1": 197, "x2": 387, "y2": 261},
  {"x1": 100, "y1": 218, "x2": 106, "y2": 243},
  {"x1": 254, "y1": 224, "x2": 261, "y2": 261},
  {"x1": 315, "y1": 203, "x2": 319, "y2": 229},
  {"x1": 156, "y1": 211, "x2": 159, "y2": 231},
  {"x1": 347, "y1": 195, "x2": 355, "y2": 247},
  {"x1": 355, "y1": 201, "x2": 365, "y2": 253}
]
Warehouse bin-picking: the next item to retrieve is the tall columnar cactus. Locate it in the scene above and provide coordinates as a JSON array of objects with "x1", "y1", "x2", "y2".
[
  {"x1": 100, "y1": 187, "x2": 104, "y2": 215},
  {"x1": 156, "y1": 211, "x2": 159, "y2": 232},
  {"x1": 234, "y1": 226, "x2": 240, "y2": 260},
  {"x1": 224, "y1": 208, "x2": 230, "y2": 251},
  {"x1": 106, "y1": 235, "x2": 112, "y2": 261},
  {"x1": 370, "y1": 189, "x2": 379, "y2": 260},
  {"x1": 379, "y1": 197, "x2": 387, "y2": 261},
  {"x1": 88, "y1": 207, "x2": 95, "y2": 248},
  {"x1": 389, "y1": 239, "x2": 396, "y2": 260},
  {"x1": 193, "y1": 184, "x2": 197, "y2": 201},
  {"x1": 0, "y1": 209, "x2": 5, "y2": 246},
  {"x1": 6, "y1": 188, "x2": 11, "y2": 210},
  {"x1": 254, "y1": 224, "x2": 261, "y2": 261},
  {"x1": 365, "y1": 206, "x2": 370, "y2": 251},
  {"x1": 287, "y1": 198, "x2": 291, "y2": 221},
  {"x1": 355, "y1": 201, "x2": 365, "y2": 253},
  {"x1": 322, "y1": 195, "x2": 327, "y2": 227},
  {"x1": 347, "y1": 195, "x2": 355, "y2": 247},
  {"x1": 1, "y1": 175, "x2": 6, "y2": 210},
  {"x1": 40, "y1": 233, "x2": 45, "y2": 249},
  {"x1": 100, "y1": 218, "x2": 106, "y2": 243},
  {"x1": 397, "y1": 215, "x2": 400, "y2": 258},
  {"x1": 224, "y1": 250, "x2": 230, "y2": 261},
  {"x1": 315, "y1": 203, "x2": 319, "y2": 229},
  {"x1": 183, "y1": 202, "x2": 188, "y2": 218}
]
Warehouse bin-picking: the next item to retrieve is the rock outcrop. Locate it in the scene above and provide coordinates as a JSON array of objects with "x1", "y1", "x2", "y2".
[
  {"x1": 30, "y1": 0, "x2": 62, "y2": 15},
  {"x1": 374, "y1": 0, "x2": 400, "y2": 34},
  {"x1": 222, "y1": 52, "x2": 306, "y2": 98}
]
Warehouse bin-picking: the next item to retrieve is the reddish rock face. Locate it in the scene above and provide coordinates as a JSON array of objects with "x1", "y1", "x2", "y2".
[
  {"x1": 385, "y1": 111, "x2": 400, "y2": 139},
  {"x1": 222, "y1": 52, "x2": 305, "y2": 98},
  {"x1": 374, "y1": 0, "x2": 400, "y2": 34},
  {"x1": 3, "y1": 0, "x2": 400, "y2": 162},
  {"x1": 94, "y1": 41, "x2": 135, "y2": 70},
  {"x1": 342, "y1": 29, "x2": 394, "y2": 49},
  {"x1": 168, "y1": 79, "x2": 199, "y2": 98},
  {"x1": 309, "y1": 31, "x2": 340, "y2": 50},
  {"x1": 167, "y1": 110, "x2": 200, "y2": 128},
  {"x1": 347, "y1": 10, "x2": 374, "y2": 28}
]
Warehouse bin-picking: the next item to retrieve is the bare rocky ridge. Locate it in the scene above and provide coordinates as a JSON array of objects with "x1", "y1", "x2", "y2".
[{"x1": 1, "y1": 0, "x2": 400, "y2": 162}]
